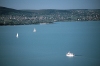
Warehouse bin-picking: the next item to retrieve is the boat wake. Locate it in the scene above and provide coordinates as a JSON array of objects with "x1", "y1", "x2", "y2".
[{"x1": 74, "y1": 55, "x2": 82, "y2": 56}]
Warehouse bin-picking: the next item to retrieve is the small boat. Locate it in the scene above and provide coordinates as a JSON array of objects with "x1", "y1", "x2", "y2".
[
  {"x1": 33, "y1": 28, "x2": 36, "y2": 32},
  {"x1": 16, "y1": 33, "x2": 18, "y2": 38},
  {"x1": 66, "y1": 51, "x2": 74, "y2": 57}
]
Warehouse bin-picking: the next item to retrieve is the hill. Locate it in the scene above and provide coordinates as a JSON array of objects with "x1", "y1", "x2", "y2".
[{"x1": 0, "y1": 6, "x2": 100, "y2": 25}]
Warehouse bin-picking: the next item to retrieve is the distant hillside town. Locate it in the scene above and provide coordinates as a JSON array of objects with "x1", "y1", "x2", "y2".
[{"x1": 0, "y1": 6, "x2": 100, "y2": 25}]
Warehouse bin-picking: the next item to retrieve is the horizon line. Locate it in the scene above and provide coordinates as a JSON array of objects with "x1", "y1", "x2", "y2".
[{"x1": 1, "y1": 6, "x2": 100, "y2": 10}]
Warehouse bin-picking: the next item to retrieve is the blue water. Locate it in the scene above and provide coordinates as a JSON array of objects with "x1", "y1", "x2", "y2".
[{"x1": 0, "y1": 21, "x2": 100, "y2": 66}]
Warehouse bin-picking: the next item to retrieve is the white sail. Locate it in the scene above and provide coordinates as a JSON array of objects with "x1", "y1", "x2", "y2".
[
  {"x1": 33, "y1": 28, "x2": 36, "y2": 32},
  {"x1": 16, "y1": 33, "x2": 18, "y2": 38}
]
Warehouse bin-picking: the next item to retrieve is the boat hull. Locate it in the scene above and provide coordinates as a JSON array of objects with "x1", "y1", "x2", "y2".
[{"x1": 66, "y1": 54, "x2": 74, "y2": 57}]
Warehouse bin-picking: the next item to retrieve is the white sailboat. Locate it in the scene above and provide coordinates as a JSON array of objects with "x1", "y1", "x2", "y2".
[
  {"x1": 16, "y1": 33, "x2": 18, "y2": 38},
  {"x1": 33, "y1": 28, "x2": 36, "y2": 32}
]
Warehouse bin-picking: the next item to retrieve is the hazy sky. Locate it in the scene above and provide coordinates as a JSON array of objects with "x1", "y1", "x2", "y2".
[{"x1": 0, "y1": 0, "x2": 100, "y2": 9}]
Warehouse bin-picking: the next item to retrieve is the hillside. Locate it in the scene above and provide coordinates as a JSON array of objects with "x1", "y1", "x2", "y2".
[{"x1": 0, "y1": 6, "x2": 100, "y2": 25}]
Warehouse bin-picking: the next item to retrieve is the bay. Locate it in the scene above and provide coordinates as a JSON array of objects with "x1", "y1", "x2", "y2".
[{"x1": 0, "y1": 21, "x2": 100, "y2": 66}]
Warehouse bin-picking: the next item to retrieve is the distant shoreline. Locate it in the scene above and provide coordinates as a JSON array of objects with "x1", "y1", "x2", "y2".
[
  {"x1": 0, "y1": 6, "x2": 100, "y2": 26},
  {"x1": 0, "y1": 21, "x2": 100, "y2": 26}
]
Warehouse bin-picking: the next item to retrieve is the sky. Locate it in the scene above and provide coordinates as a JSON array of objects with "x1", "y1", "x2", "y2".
[{"x1": 0, "y1": 0, "x2": 100, "y2": 10}]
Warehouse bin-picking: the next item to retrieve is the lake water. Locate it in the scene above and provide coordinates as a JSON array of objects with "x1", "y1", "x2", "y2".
[{"x1": 0, "y1": 21, "x2": 100, "y2": 66}]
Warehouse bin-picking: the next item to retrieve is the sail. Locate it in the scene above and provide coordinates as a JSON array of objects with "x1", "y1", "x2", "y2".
[
  {"x1": 16, "y1": 33, "x2": 18, "y2": 38},
  {"x1": 33, "y1": 28, "x2": 36, "y2": 32}
]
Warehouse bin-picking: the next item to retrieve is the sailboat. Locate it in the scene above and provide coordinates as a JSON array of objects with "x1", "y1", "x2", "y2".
[
  {"x1": 16, "y1": 33, "x2": 18, "y2": 38},
  {"x1": 33, "y1": 28, "x2": 36, "y2": 32}
]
